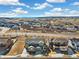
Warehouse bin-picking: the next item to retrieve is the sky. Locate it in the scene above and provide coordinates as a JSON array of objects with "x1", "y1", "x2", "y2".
[{"x1": 0, "y1": 0, "x2": 79, "y2": 17}]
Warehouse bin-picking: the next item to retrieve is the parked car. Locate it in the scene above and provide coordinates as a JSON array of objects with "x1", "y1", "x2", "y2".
[
  {"x1": 49, "y1": 38, "x2": 76, "y2": 55},
  {"x1": 25, "y1": 37, "x2": 50, "y2": 56},
  {"x1": 0, "y1": 36, "x2": 16, "y2": 55},
  {"x1": 70, "y1": 38, "x2": 79, "y2": 51},
  {"x1": 49, "y1": 38, "x2": 68, "y2": 51},
  {"x1": 74, "y1": 25, "x2": 79, "y2": 31}
]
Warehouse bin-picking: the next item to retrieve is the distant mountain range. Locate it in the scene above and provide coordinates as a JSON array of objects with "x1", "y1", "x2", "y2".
[{"x1": 0, "y1": 16, "x2": 79, "y2": 21}]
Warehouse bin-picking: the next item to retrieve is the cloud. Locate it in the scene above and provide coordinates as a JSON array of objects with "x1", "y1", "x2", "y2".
[
  {"x1": 43, "y1": 8, "x2": 79, "y2": 17},
  {"x1": 0, "y1": 12, "x2": 17, "y2": 17},
  {"x1": 50, "y1": 8, "x2": 70, "y2": 12},
  {"x1": 0, "y1": 7, "x2": 28, "y2": 17},
  {"x1": 45, "y1": 13, "x2": 61, "y2": 16},
  {"x1": 47, "y1": 0, "x2": 66, "y2": 3},
  {"x1": 51, "y1": 8, "x2": 63, "y2": 12},
  {"x1": 0, "y1": 0, "x2": 26, "y2": 6},
  {"x1": 44, "y1": 12, "x2": 63, "y2": 16},
  {"x1": 32, "y1": 2, "x2": 53, "y2": 10},
  {"x1": 65, "y1": 10, "x2": 79, "y2": 16},
  {"x1": 72, "y1": 2, "x2": 79, "y2": 6},
  {"x1": 12, "y1": 8, "x2": 28, "y2": 14},
  {"x1": 43, "y1": 12, "x2": 79, "y2": 17},
  {"x1": 69, "y1": 10, "x2": 79, "y2": 15}
]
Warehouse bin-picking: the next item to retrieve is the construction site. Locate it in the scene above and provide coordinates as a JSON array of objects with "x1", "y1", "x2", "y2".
[{"x1": 0, "y1": 17, "x2": 79, "y2": 58}]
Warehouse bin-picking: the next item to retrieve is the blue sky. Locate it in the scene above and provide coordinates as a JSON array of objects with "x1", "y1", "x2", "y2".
[{"x1": 0, "y1": 0, "x2": 79, "y2": 17}]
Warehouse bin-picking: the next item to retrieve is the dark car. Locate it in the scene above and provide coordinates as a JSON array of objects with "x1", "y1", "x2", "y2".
[
  {"x1": 25, "y1": 37, "x2": 50, "y2": 56},
  {"x1": 49, "y1": 38, "x2": 68, "y2": 51},
  {"x1": 70, "y1": 38, "x2": 79, "y2": 51},
  {"x1": 49, "y1": 38, "x2": 79, "y2": 55},
  {"x1": 0, "y1": 36, "x2": 16, "y2": 55}
]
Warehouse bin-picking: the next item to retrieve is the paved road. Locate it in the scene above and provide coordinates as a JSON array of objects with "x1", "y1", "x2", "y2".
[
  {"x1": 7, "y1": 36, "x2": 25, "y2": 56},
  {"x1": 0, "y1": 27, "x2": 78, "y2": 38},
  {"x1": 4, "y1": 32, "x2": 79, "y2": 38},
  {"x1": 0, "y1": 27, "x2": 10, "y2": 34}
]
